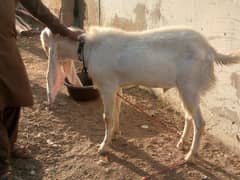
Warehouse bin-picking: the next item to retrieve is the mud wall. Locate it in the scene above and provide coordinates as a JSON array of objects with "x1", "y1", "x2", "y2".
[
  {"x1": 42, "y1": 0, "x2": 62, "y2": 16},
  {"x1": 42, "y1": 0, "x2": 76, "y2": 26},
  {"x1": 84, "y1": 0, "x2": 100, "y2": 27}
]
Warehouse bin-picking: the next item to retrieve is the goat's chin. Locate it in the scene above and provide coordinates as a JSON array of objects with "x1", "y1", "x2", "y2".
[
  {"x1": 47, "y1": 92, "x2": 56, "y2": 105},
  {"x1": 46, "y1": 97, "x2": 56, "y2": 111},
  {"x1": 47, "y1": 99, "x2": 55, "y2": 105}
]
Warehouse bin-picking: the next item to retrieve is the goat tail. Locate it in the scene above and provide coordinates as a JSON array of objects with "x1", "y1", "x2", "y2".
[
  {"x1": 40, "y1": 28, "x2": 50, "y2": 54},
  {"x1": 214, "y1": 51, "x2": 240, "y2": 65}
]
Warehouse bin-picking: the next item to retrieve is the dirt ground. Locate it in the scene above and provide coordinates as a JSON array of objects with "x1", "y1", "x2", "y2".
[{"x1": 11, "y1": 36, "x2": 240, "y2": 180}]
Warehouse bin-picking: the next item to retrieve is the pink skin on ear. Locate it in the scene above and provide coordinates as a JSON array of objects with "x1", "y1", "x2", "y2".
[
  {"x1": 47, "y1": 62, "x2": 65, "y2": 104},
  {"x1": 46, "y1": 39, "x2": 82, "y2": 104},
  {"x1": 47, "y1": 61, "x2": 82, "y2": 104},
  {"x1": 47, "y1": 43, "x2": 66, "y2": 104}
]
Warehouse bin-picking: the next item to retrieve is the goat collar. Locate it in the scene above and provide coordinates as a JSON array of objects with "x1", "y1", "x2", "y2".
[{"x1": 77, "y1": 36, "x2": 87, "y2": 73}]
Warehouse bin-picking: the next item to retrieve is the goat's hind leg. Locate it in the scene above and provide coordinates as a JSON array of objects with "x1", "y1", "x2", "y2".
[
  {"x1": 176, "y1": 108, "x2": 192, "y2": 150},
  {"x1": 98, "y1": 87, "x2": 117, "y2": 154},
  {"x1": 186, "y1": 107, "x2": 205, "y2": 161},
  {"x1": 112, "y1": 88, "x2": 123, "y2": 140},
  {"x1": 178, "y1": 86, "x2": 205, "y2": 161}
]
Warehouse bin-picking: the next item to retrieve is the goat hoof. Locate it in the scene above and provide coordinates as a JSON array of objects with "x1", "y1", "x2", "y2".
[
  {"x1": 184, "y1": 153, "x2": 192, "y2": 162},
  {"x1": 98, "y1": 143, "x2": 110, "y2": 155},
  {"x1": 176, "y1": 140, "x2": 184, "y2": 150},
  {"x1": 184, "y1": 152, "x2": 197, "y2": 162},
  {"x1": 112, "y1": 131, "x2": 122, "y2": 140}
]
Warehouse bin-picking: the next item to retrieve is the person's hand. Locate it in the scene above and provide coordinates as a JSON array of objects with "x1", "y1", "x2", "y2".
[{"x1": 67, "y1": 29, "x2": 84, "y2": 41}]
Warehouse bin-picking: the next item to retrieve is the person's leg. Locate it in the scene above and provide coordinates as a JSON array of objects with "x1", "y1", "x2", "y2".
[
  {"x1": 3, "y1": 107, "x2": 20, "y2": 151},
  {"x1": 0, "y1": 109, "x2": 11, "y2": 177},
  {"x1": 3, "y1": 107, "x2": 29, "y2": 159}
]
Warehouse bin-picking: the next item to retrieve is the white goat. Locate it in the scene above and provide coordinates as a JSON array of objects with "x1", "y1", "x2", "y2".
[
  {"x1": 79, "y1": 26, "x2": 240, "y2": 161},
  {"x1": 40, "y1": 27, "x2": 82, "y2": 104},
  {"x1": 44, "y1": 25, "x2": 240, "y2": 161}
]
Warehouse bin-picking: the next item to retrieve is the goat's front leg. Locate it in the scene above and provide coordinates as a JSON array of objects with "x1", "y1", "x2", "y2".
[
  {"x1": 99, "y1": 88, "x2": 117, "y2": 154},
  {"x1": 112, "y1": 88, "x2": 122, "y2": 140}
]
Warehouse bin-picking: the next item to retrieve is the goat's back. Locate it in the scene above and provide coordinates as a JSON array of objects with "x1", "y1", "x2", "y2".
[{"x1": 84, "y1": 26, "x2": 217, "y2": 93}]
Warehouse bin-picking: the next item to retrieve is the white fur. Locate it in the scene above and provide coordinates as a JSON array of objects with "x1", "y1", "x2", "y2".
[
  {"x1": 40, "y1": 27, "x2": 82, "y2": 104},
  {"x1": 82, "y1": 26, "x2": 240, "y2": 161},
  {"x1": 46, "y1": 26, "x2": 240, "y2": 161}
]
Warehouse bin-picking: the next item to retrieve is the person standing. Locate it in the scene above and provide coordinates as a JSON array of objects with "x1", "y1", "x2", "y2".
[{"x1": 0, "y1": 0, "x2": 83, "y2": 179}]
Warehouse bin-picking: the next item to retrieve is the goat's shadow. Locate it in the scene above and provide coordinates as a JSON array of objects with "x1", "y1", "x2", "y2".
[
  {"x1": 30, "y1": 82, "x2": 184, "y2": 178},
  {"x1": 187, "y1": 156, "x2": 240, "y2": 180}
]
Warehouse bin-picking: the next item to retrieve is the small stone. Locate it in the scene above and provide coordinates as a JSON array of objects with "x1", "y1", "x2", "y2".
[
  {"x1": 141, "y1": 125, "x2": 149, "y2": 129},
  {"x1": 46, "y1": 139, "x2": 60, "y2": 147},
  {"x1": 36, "y1": 133, "x2": 42, "y2": 138},
  {"x1": 202, "y1": 175, "x2": 208, "y2": 180},
  {"x1": 30, "y1": 170, "x2": 36, "y2": 175},
  {"x1": 59, "y1": 101, "x2": 67, "y2": 106},
  {"x1": 46, "y1": 139, "x2": 54, "y2": 145},
  {"x1": 97, "y1": 156, "x2": 109, "y2": 166},
  {"x1": 105, "y1": 167, "x2": 112, "y2": 173},
  {"x1": 97, "y1": 159, "x2": 108, "y2": 166}
]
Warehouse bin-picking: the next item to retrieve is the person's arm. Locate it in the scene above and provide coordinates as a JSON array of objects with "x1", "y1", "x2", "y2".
[{"x1": 19, "y1": 0, "x2": 83, "y2": 40}]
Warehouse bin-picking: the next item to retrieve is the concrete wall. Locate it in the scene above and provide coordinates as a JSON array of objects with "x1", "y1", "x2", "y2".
[
  {"x1": 85, "y1": 0, "x2": 240, "y2": 154},
  {"x1": 84, "y1": 0, "x2": 100, "y2": 27},
  {"x1": 42, "y1": 0, "x2": 62, "y2": 16},
  {"x1": 60, "y1": 0, "x2": 75, "y2": 26},
  {"x1": 42, "y1": 0, "x2": 75, "y2": 26},
  {"x1": 42, "y1": 0, "x2": 86, "y2": 26},
  {"x1": 98, "y1": 0, "x2": 240, "y2": 52}
]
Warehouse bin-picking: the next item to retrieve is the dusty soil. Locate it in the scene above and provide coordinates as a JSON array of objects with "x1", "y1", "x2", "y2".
[{"x1": 11, "y1": 36, "x2": 240, "y2": 180}]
